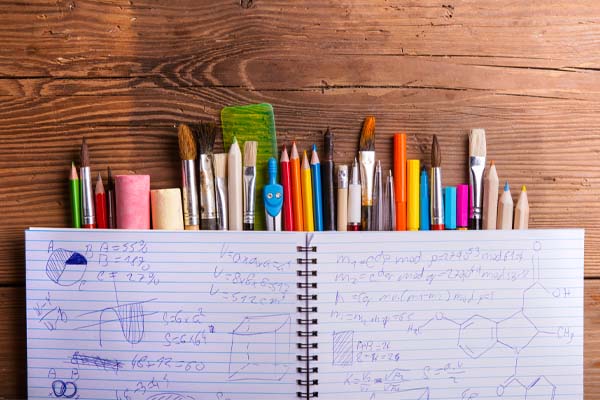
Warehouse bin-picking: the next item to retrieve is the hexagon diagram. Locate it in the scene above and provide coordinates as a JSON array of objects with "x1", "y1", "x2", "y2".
[
  {"x1": 526, "y1": 376, "x2": 556, "y2": 399},
  {"x1": 458, "y1": 315, "x2": 497, "y2": 359},
  {"x1": 497, "y1": 311, "x2": 538, "y2": 353}
]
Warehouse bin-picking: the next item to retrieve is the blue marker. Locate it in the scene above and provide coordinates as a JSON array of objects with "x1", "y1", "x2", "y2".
[
  {"x1": 444, "y1": 186, "x2": 457, "y2": 230},
  {"x1": 310, "y1": 144, "x2": 324, "y2": 231},
  {"x1": 263, "y1": 157, "x2": 283, "y2": 231},
  {"x1": 420, "y1": 168, "x2": 430, "y2": 230}
]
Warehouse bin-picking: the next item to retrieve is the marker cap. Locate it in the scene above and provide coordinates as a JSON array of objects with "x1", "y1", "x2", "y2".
[{"x1": 457, "y1": 184, "x2": 469, "y2": 229}]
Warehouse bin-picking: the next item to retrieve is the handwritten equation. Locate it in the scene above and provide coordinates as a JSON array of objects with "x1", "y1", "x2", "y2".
[{"x1": 26, "y1": 230, "x2": 301, "y2": 400}]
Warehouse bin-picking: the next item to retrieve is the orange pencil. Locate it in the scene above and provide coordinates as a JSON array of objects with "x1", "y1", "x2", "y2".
[
  {"x1": 394, "y1": 133, "x2": 407, "y2": 230},
  {"x1": 290, "y1": 142, "x2": 304, "y2": 231}
]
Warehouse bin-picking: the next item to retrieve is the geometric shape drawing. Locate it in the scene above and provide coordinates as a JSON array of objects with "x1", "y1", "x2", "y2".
[
  {"x1": 332, "y1": 330, "x2": 354, "y2": 366},
  {"x1": 526, "y1": 376, "x2": 556, "y2": 400},
  {"x1": 228, "y1": 313, "x2": 291, "y2": 381},
  {"x1": 46, "y1": 248, "x2": 87, "y2": 286},
  {"x1": 497, "y1": 311, "x2": 538, "y2": 354},
  {"x1": 458, "y1": 315, "x2": 498, "y2": 359}
]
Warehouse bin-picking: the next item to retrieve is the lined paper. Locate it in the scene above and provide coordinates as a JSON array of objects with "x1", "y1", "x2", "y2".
[
  {"x1": 313, "y1": 230, "x2": 584, "y2": 399},
  {"x1": 26, "y1": 229, "x2": 304, "y2": 400}
]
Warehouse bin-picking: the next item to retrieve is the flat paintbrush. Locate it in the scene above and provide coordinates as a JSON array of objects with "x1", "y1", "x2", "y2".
[
  {"x1": 243, "y1": 141, "x2": 258, "y2": 231},
  {"x1": 178, "y1": 123, "x2": 200, "y2": 230},
  {"x1": 359, "y1": 116, "x2": 376, "y2": 231},
  {"x1": 469, "y1": 129, "x2": 487, "y2": 230},
  {"x1": 195, "y1": 122, "x2": 218, "y2": 230}
]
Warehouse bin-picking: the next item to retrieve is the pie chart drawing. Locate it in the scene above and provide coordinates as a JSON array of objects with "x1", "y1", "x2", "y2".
[{"x1": 46, "y1": 248, "x2": 87, "y2": 286}]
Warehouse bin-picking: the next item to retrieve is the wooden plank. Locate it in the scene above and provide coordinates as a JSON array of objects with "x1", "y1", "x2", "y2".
[
  {"x1": 3, "y1": 280, "x2": 597, "y2": 399},
  {"x1": 0, "y1": 0, "x2": 600, "y2": 78}
]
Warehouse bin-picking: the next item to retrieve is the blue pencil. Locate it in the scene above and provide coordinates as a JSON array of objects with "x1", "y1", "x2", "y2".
[
  {"x1": 310, "y1": 144, "x2": 324, "y2": 231},
  {"x1": 420, "y1": 168, "x2": 430, "y2": 230}
]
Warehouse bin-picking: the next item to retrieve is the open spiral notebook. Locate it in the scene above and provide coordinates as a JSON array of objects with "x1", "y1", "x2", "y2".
[{"x1": 25, "y1": 228, "x2": 584, "y2": 399}]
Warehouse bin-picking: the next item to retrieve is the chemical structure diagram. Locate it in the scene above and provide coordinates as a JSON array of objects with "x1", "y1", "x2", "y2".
[{"x1": 417, "y1": 280, "x2": 567, "y2": 399}]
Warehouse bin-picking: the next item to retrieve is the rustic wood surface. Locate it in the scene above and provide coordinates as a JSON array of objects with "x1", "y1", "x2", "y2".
[{"x1": 0, "y1": 0, "x2": 599, "y2": 397}]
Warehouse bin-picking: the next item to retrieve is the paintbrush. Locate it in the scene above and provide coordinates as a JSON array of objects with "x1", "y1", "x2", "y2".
[
  {"x1": 178, "y1": 123, "x2": 200, "y2": 230},
  {"x1": 243, "y1": 141, "x2": 258, "y2": 230},
  {"x1": 430, "y1": 135, "x2": 444, "y2": 230},
  {"x1": 469, "y1": 128, "x2": 487, "y2": 230},
  {"x1": 195, "y1": 122, "x2": 218, "y2": 230},
  {"x1": 80, "y1": 138, "x2": 96, "y2": 228},
  {"x1": 359, "y1": 116, "x2": 376, "y2": 231},
  {"x1": 322, "y1": 128, "x2": 336, "y2": 230},
  {"x1": 213, "y1": 153, "x2": 228, "y2": 230}
]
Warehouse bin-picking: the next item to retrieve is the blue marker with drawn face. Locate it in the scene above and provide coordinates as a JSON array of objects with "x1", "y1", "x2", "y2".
[{"x1": 263, "y1": 157, "x2": 283, "y2": 231}]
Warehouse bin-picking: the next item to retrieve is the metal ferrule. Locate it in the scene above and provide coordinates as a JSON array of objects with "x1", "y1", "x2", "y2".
[
  {"x1": 199, "y1": 154, "x2": 217, "y2": 220},
  {"x1": 215, "y1": 176, "x2": 228, "y2": 230},
  {"x1": 80, "y1": 167, "x2": 95, "y2": 226},
  {"x1": 469, "y1": 156, "x2": 486, "y2": 222},
  {"x1": 182, "y1": 160, "x2": 199, "y2": 226},
  {"x1": 338, "y1": 165, "x2": 348, "y2": 189},
  {"x1": 431, "y1": 167, "x2": 444, "y2": 225},
  {"x1": 243, "y1": 166, "x2": 256, "y2": 225},
  {"x1": 359, "y1": 151, "x2": 375, "y2": 205},
  {"x1": 265, "y1": 210, "x2": 282, "y2": 231}
]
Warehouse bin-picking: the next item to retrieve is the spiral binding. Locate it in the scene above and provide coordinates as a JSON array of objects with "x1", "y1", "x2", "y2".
[{"x1": 296, "y1": 240, "x2": 318, "y2": 398}]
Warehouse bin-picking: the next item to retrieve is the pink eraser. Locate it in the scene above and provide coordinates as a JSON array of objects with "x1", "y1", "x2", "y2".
[
  {"x1": 115, "y1": 175, "x2": 151, "y2": 229},
  {"x1": 457, "y1": 184, "x2": 469, "y2": 229}
]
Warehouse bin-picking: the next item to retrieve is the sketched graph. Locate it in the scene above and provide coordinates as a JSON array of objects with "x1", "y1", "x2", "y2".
[
  {"x1": 46, "y1": 248, "x2": 87, "y2": 286},
  {"x1": 76, "y1": 280, "x2": 156, "y2": 347},
  {"x1": 228, "y1": 313, "x2": 291, "y2": 381}
]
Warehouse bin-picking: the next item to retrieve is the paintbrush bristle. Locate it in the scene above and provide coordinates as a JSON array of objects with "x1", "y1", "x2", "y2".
[
  {"x1": 213, "y1": 153, "x2": 227, "y2": 178},
  {"x1": 195, "y1": 121, "x2": 217, "y2": 155},
  {"x1": 359, "y1": 116, "x2": 376, "y2": 151},
  {"x1": 469, "y1": 128, "x2": 486, "y2": 157},
  {"x1": 431, "y1": 135, "x2": 441, "y2": 168},
  {"x1": 178, "y1": 123, "x2": 197, "y2": 161},
  {"x1": 80, "y1": 138, "x2": 89, "y2": 167},
  {"x1": 243, "y1": 141, "x2": 257, "y2": 167}
]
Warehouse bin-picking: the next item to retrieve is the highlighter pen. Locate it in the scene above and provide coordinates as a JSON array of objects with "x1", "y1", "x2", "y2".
[
  {"x1": 444, "y1": 186, "x2": 457, "y2": 230},
  {"x1": 301, "y1": 150, "x2": 315, "y2": 232},
  {"x1": 407, "y1": 159, "x2": 420, "y2": 231},
  {"x1": 457, "y1": 184, "x2": 469, "y2": 230},
  {"x1": 347, "y1": 158, "x2": 361, "y2": 231},
  {"x1": 393, "y1": 133, "x2": 407, "y2": 230},
  {"x1": 419, "y1": 168, "x2": 430, "y2": 231},
  {"x1": 311, "y1": 145, "x2": 323, "y2": 231}
]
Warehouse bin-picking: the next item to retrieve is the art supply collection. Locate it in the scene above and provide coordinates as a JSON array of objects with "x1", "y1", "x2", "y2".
[{"x1": 68, "y1": 112, "x2": 530, "y2": 232}]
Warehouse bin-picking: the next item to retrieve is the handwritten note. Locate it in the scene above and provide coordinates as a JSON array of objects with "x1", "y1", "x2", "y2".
[
  {"x1": 313, "y1": 230, "x2": 584, "y2": 399},
  {"x1": 26, "y1": 229, "x2": 303, "y2": 400}
]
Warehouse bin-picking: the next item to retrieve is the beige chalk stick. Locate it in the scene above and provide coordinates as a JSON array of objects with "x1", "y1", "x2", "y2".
[{"x1": 151, "y1": 188, "x2": 184, "y2": 230}]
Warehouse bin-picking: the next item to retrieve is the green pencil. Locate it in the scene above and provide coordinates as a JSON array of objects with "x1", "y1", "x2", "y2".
[{"x1": 69, "y1": 161, "x2": 81, "y2": 228}]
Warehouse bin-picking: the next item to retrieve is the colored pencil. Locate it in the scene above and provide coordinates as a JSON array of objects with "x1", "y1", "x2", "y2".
[
  {"x1": 69, "y1": 162, "x2": 81, "y2": 228},
  {"x1": 483, "y1": 160, "x2": 499, "y2": 230},
  {"x1": 497, "y1": 181, "x2": 513, "y2": 230},
  {"x1": 290, "y1": 142, "x2": 304, "y2": 231},
  {"x1": 311, "y1": 145, "x2": 323, "y2": 231},
  {"x1": 301, "y1": 150, "x2": 314, "y2": 232},
  {"x1": 95, "y1": 173, "x2": 107, "y2": 229},
  {"x1": 280, "y1": 145, "x2": 294, "y2": 231},
  {"x1": 514, "y1": 185, "x2": 529, "y2": 230},
  {"x1": 228, "y1": 136, "x2": 243, "y2": 231}
]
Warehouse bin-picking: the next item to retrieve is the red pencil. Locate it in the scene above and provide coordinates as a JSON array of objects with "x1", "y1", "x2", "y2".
[
  {"x1": 280, "y1": 145, "x2": 294, "y2": 231},
  {"x1": 95, "y1": 173, "x2": 108, "y2": 229}
]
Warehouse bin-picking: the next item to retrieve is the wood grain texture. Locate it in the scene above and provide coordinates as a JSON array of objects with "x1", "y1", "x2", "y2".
[{"x1": 0, "y1": 0, "x2": 599, "y2": 397}]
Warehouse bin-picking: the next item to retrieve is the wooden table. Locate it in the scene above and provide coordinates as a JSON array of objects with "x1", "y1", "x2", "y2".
[{"x1": 1, "y1": 0, "x2": 599, "y2": 397}]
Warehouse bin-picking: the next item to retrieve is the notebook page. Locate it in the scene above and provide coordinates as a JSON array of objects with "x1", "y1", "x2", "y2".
[
  {"x1": 26, "y1": 229, "x2": 304, "y2": 400},
  {"x1": 313, "y1": 230, "x2": 584, "y2": 399}
]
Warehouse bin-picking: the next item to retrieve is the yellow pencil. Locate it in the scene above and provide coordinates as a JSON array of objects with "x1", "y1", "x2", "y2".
[{"x1": 301, "y1": 150, "x2": 315, "y2": 232}]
